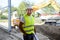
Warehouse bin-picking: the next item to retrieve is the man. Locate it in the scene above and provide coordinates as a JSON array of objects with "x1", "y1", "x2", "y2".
[{"x1": 19, "y1": 7, "x2": 36, "y2": 40}]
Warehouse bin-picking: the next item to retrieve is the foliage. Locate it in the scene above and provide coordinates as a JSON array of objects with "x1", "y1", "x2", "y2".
[
  {"x1": 5, "y1": 6, "x2": 17, "y2": 13},
  {"x1": 1, "y1": 15, "x2": 8, "y2": 19},
  {"x1": 17, "y1": 1, "x2": 27, "y2": 17}
]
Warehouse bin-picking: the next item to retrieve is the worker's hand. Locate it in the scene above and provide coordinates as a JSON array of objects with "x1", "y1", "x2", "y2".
[
  {"x1": 34, "y1": 31, "x2": 36, "y2": 34},
  {"x1": 23, "y1": 32, "x2": 27, "y2": 35},
  {"x1": 20, "y1": 31, "x2": 26, "y2": 34},
  {"x1": 24, "y1": 32, "x2": 26, "y2": 34},
  {"x1": 34, "y1": 27, "x2": 36, "y2": 34}
]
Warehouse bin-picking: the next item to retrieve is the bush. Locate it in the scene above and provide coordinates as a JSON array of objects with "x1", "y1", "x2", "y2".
[{"x1": 1, "y1": 15, "x2": 8, "y2": 19}]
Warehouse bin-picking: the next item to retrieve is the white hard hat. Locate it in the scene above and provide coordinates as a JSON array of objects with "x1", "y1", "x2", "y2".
[{"x1": 26, "y1": 6, "x2": 33, "y2": 10}]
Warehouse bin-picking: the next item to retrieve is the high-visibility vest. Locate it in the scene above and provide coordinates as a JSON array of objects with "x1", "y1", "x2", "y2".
[{"x1": 23, "y1": 14, "x2": 34, "y2": 34}]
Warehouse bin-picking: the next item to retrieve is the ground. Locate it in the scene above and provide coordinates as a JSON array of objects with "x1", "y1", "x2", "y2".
[{"x1": 0, "y1": 24, "x2": 50, "y2": 40}]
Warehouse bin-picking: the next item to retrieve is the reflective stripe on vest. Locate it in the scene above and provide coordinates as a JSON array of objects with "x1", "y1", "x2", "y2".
[
  {"x1": 23, "y1": 25, "x2": 34, "y2": 28},
  {"x1": 23, "y1": 14, "x2": 34, "y2": 34}
]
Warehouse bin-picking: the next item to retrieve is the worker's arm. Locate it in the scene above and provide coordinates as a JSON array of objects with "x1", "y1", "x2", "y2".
[{"x1": 19, "y1": 22, "x2": 26, "y2": 34}]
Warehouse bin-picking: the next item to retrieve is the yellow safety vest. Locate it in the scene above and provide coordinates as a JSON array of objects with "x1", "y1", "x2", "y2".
[{"x1": 23, "y1": 14, "x2": 34, "y2": 34}]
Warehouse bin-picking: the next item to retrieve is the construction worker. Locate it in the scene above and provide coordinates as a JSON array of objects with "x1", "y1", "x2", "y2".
[{"x1": 19, "y1": 6, "x2": 36, "y2": 40}]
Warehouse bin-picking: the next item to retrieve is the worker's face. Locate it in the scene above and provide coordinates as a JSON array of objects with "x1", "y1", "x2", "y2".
[{"x1": 26, "y1": 9, "x2": 33, "y2": 16}]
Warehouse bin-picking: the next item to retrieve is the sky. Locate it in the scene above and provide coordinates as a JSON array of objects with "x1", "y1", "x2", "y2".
[
  {"x1": 0, "y1": 0, "x2": 43, "y2": 8},
  {"x1": 0, "y1": 0, "x2": 22, "y2": 8},
  {"x1": 0, "y1": 0, "x2": 60, "y2": 8}
]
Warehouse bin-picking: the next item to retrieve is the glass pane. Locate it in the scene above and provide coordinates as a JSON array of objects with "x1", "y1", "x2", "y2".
[{"x1": 0, "y1": 0, "x2": 8, "y2": 29}]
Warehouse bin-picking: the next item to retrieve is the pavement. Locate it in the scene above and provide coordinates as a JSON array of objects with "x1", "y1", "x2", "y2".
[{"x1": 0, "y1": 22, "x2": 50, "y2": 40}]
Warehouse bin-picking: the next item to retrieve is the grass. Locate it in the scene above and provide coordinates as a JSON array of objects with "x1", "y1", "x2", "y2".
[{"x1": 0, "y1": 19, "x2": 8, "y2": 22}]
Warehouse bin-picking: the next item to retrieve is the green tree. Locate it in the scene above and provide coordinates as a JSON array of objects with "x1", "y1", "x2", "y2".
[
  {"x1": 1, "y1": 15, "x2": 8, "y2": 19},
  {"x1": 5, "y1": 6, "x2": 17, "y2": 13},
  {"x1": 17, "y1": 1, "x2": 27, "y2": 18},
  {"x1": 4, "y1": 6, "x2": 18, "y2": 16}
]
